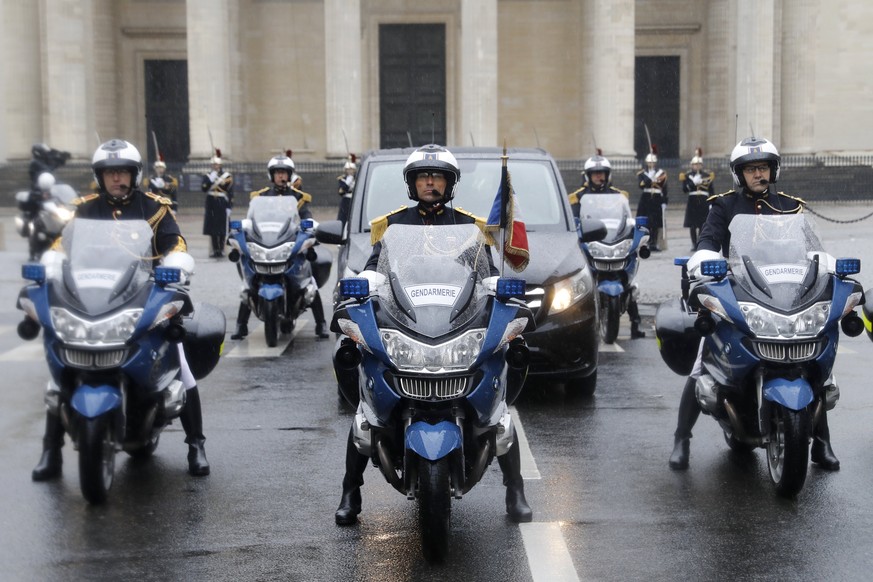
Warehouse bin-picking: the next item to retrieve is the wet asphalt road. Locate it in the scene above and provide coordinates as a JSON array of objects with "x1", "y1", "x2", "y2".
[{"x1": 2, "y1": 205, "x2": 873, "y2": 581}]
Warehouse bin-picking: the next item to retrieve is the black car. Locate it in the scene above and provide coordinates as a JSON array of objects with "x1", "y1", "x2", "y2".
[{"x1": 319, "y1": 146, "x2": 603, "y2": 395}]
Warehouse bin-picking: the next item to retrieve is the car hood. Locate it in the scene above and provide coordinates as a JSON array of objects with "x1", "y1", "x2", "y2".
[{"x1": 345, "y1": 230, "x2": 586, "y2": 286}]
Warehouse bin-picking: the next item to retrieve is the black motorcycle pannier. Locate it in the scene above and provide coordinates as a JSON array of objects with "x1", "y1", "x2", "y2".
[
  {"x1": 312, "y1": 246, "x2": 333, "y2": 288},
  {"x1": 182, "y1": 302, "x2": 226, "y2": 380},
  {"x1": 654, "y1": 297, "x2": 702, "y2": 376},
  {"x1": 863, "y1": 293, "x2": 873, "y2": 343}
]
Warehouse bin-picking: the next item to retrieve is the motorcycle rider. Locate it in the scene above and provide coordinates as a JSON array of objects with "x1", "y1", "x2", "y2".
[
  {"x1": 680, "y1": 148, "x2": 715, "y2": 250},
  {"x1": 334, "y1": 144, "x2": 533, "y2": 525},
  {"x1": 144, "y1": 157, "x2": 179, "y2": 211},
  {"x1": 569, "y1": 152, "x2": 646, "y2": 339},
  {"x1": 31, "y1": 139, "x2": 210, "y2": 481},
  {"x1": 336, "y1": 154, "x2": 357, "y2": 224},
  {"x1": 636, "y1": 147, "x2": 668, "y2": 251},
  {"x1": 229, "y1": 154, "x2": 330, "y2": 340},
  {"x1": 668, "y1": 136, "x2": 840, "y2": 472},
  {"x1": 201, "y1": 149, "x2": 234, "y2": 258}
]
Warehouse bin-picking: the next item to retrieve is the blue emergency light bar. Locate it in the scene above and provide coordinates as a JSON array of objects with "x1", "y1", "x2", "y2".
[
  {"x1": 229, "y1": 220, "x2": 242, "y2": 230},
  {"x1": 835, "y1": 258, "x2": 860, "y2": 277},
  {"x1": 301, "y1": 218, "x2": 314, "y2": 230},
  {"x1": 496, "y1": 278, "x2": 526, "y2": 300},
  {"x1": 22, "y1": 263, "x2": 46, "y2": 284},
  {"x1": 340, "y1": 277, "x2": 370, "y2": 299},
  {"x1": 674, "y1": 257, "x2": 690, "y2": 266},
  {"x1": 154, "y1": 266, "x2": 181, "y2": 285},
  {"x1": 700, "y1": 259, "x2": 729, "y2": 279}
]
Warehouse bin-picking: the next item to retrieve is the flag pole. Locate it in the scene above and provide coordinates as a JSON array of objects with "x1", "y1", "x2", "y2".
[{"x1": 500, "y1": 141, "x2": 509, "y2": 278}]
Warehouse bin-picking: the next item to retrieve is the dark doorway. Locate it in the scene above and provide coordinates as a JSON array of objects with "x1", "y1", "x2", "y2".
[
  {"x1": 144, "y1": 60, "x2": 190, "y2": 166},
  {"x1": 379, "y1": 24, "x2": 446, "y2": 148},
  {"x1": 634, "y1": 56, "x2": 680, "y2": 163}
]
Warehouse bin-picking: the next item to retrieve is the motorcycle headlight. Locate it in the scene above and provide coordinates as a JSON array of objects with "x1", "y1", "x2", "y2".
[
  {"x1": 549, "y1": 268, "x2": 593, "y2": 315},
  {"x1": 247, "y1": 242, "x2": 293, "y2": 262},
  {"x1": 50, "y1": 307, "x2": 143, "y2": 346},
  {"x1": 381, "y1": 328, "x2": 486, "y2": 373},
  {"x1": 55, "y1": 206, "x2": 75, "y2": 222},
  {"x1": 587, "y1": 239, "x2": 632, "y2": 259},
  {"x1": 739, "y1": 301, "x2": 830, "y2": 339}
]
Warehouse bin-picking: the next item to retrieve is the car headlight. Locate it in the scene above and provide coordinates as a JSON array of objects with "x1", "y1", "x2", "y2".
[
  {"x1": 247, "y1": 242, "x2": 293, "y2": 262},
  {"x1": 739, "y1": 301, "x2": 830, "y2": 339},
  {"x1": 50, "y1": 307, "x2": 143, "y2": 346},
  {"x1": 548, "y1": 269, "x2": 593, "y2": 315},
  {"x1": 587, "y1": 239, "x2": 632, "y2": 259},
  {"x1": 381, "y1": 328, "x2": 486, "y2": 373}
]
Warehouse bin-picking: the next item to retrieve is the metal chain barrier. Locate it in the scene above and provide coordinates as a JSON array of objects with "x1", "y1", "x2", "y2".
[{"x1": 805, "y1": 205, "x2": 873, "y2": 224}]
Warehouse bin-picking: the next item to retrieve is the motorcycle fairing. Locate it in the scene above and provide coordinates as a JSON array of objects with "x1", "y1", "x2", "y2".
[
  {"x1": 762, "y1": 377, "x2": 814, "y2": 411},
  {"x1": 405, "y1": 420, "x2": 462, "y2": 461},
  {"x1": 597, "y1": 280, "x2": 624, "y2": 298},
  {"x1": 71, "y1": 384, "x2": 122, "y2": 419},
  {"x1": 257, "y1": 283, "x2": 285, "y2": 300}
]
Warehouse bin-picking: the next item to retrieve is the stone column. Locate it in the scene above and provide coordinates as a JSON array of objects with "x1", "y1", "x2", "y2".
[
  {"x1": 460, "y1": 0, "x2": 497, "y2": 147},
  {"x1": 735, "y1": 0, "x2": 779, "y2": 142},
  {"x1": 780, "y1": 0, "x2": 817, "y2": 154},
  {"x1": 41, "y1": 0, "x2": 94, "y2": 158},
  {"x1": 589, "y1": 0, "x2": 635, "y2": 157},
  {"x1": 324, "y1": 0, "x2": 363, "y2": 157},
  {"x1": 704, "y1": 0, "x2": 732, "y2": 155},
  {"x1": 187, "y1": 0, "x2": 233, "y2": 160}
]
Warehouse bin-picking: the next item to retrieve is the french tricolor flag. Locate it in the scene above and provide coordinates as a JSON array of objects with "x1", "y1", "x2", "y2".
[{"x1": 486, "y1": 163, "x2": 529, "y2": 272}]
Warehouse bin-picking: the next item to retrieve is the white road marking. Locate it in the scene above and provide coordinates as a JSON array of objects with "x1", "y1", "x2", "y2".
[
  {"x1": 510, "y1": 406, "x2": 541, "y2": 480},
  {"x1": 520, "y1": 522, "x2": 580, "y2": 582},
  {"x1": 598, "y1": 342, "x2": 625, "y2": 353}
]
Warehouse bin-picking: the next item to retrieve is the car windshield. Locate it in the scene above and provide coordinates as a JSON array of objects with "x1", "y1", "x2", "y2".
[
  {"x1": 727, "y1": 214, "x2": 830, "y2": 310},
  {"x1": 58, "y1": 218, "x2": 154, "y2": 314},
  {"x1": 361, "y1": 157, "x2": 565, "y2": 233},
  {"x1": 375, "y1": 223, "x2": 491, "y2": 338},
  {"x1": 245, "y1": 196, "x2": 301, "y2": 246},
  {"x1": 577, "y1": 193, "x2": 634, "y2": 243}
]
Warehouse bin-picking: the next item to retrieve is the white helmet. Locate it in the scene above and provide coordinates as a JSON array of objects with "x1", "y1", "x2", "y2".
[
  {"x1": 730, "y1": 137, "x2": 780, "y2": 188},
  {"x1": 645, "y1": 152, "x2": 658, "y2": 164},
  {"x1": 583, "y1": 151, "x2": 612, "y2": 185},
  {"x1": 210, "y1": 148, "x2": 223, "y2": 165},
  {"x1": 154, "y1": 159, "x2": 166, "y2": 170},
  {"x1": 343, "y1": 153, "x2": 357, "y2": 172},
  {"x1": 267, "y1": 155, "x2": 295, "y2": 181},
  {"x1": 92, "y1": 138, "x2": 143, "y2": 190},
  {"x1": 37, "y1": 172, "x2": 56, "y2": 192},
  {"x1": 690, "y1": 148, "x2": 703, "y2": 166},
  {"x1": 402, "y1": 144, "x2": 460, "y2": 202}
]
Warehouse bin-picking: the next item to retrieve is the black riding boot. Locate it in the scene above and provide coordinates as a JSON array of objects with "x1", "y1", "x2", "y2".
[
  {"x1": 180, "y1": 387, "x2": 210, "y2": 476},
  {"x1": 811, "y1": 407, "x2": 840, "y2": 471},
  {"x1": 311, "y1": 291, "x2": 329, "y2": 339},
  {"x1": 497, "y1": 443, "x2": 533, "y2": 523},
  {"x1": 689, "y1": 227, "x2": 699, "y2": 251},
  {"x1": 669, "y1": 377, "x2": 701, "y2": 470},
  {"x1": 210, "y1": 235, "x2": 224, "y2": 257},
  {"x1": 230, "y1": 302, "x2": 250, "y2": 340},
  {"x1": 335, "y1": 428, "x2": 370, "y2": 525},
  {"x1": 649, "y1": 226, "x2": 661, "y2": 251},
  {"x1": 32, "y1": 412, "x2": 64, "y2": 481},
  {"x1": 628, "y1": 299, "x2": 646, "y2": 339}
]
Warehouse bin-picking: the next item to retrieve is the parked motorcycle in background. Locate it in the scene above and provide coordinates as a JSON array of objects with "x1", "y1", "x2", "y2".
[
  {"x1": 227, "y1": 196, "x2": 332, "y2": 347},
  {"x1": 579, "y1": 193, "x2": 650, "y2": 343},
  {"x1": 16, "y1": 219, "x2": 225, "y2": 504},
  {"x1": 15, "y1": 173, "x2": 77, "y2": 260},
  {"x1": 329, "y1": 224, "x2": 533, "y2": 562},
  {"x1": 655, "y1": 214, "x2": 864, "y2": 497}
]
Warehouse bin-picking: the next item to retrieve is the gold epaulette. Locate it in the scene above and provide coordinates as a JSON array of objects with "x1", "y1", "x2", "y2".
[
  {"x1": 707, "y1": 190, "x2": 735, "y2": 203},
  {"x1": 144, "y1": 191, "x2": 173, "y2": 206},
  {"x1": 454, "y1": 207, "x2": 487, "y2": 230},
  {"x1": 567, "y1": 187, "x2": 584, "y2": 205},
  {"x1": 617, "y1": 188, "x2": 630, "y2": 199},
  {"x1": 369, "y1": 206, "x2": 407, "y2": 245},
  {"x1": 71, "y1": 193, "x2": 100, "y2": 206},
  {"x1": 296, "y1": 191, "x2": 312, "y2": 210},
  {"x1": 778, "y1": 191, "x2": 806, "y2": 206},
  {"x1": 250, "y1": 187, "x2": 270, "y2": 200},
  {"x1": 679, "y1": 172, "x2": 687, "y2": 181}
]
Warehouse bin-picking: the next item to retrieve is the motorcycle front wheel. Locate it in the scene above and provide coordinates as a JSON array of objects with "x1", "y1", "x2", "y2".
[
  {"x1": 262, "y1": 298, "x2": 279, "y2": 347},
  {"x1": 767, "y1": 405, "x2": 811, "y2": 498},
  {"x1": 600, "y1": 294, "x2": 621, "y2": 344},
  {"x1": 78, "y1": 415, "x2": 117, "y2": 504},
  {"x1": 418, "y1": 457, "x2": 452, "y2": 563}
]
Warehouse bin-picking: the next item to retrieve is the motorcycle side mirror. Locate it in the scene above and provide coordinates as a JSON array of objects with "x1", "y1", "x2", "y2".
[
  {"x1": 579, "y1": 218, "x2": 607, "y2": 243},
  {"x1": 315, "y1": 220, "x2": 346, "y2": 245},
  {"x1": 154, "y1": 266, "x2": 181, "y2": 286},
  {"x1": 22, "y1": 263, "x2": 45, "y2": 284}
]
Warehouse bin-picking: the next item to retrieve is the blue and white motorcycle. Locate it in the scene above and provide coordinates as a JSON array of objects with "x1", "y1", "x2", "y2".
[
  {"x1": 329, "y1": 224, "x2": 533, "y2": 562},
  {"x1": 16, "y1": 219, "x2": 224, "y2": 504},
  {"x1": 579, "y1": 193, "x2": 650, "y2": 343},
  {"x1": 656, "y1": 214, "x2": 864, "y2": 497},
  {"x1": 227, "y1": 196, "x2": 331, "y2": 346}
]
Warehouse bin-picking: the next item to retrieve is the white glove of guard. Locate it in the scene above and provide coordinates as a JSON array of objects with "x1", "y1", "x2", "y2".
[
  {"x1": 661, "y1": 203, "x2": 667, "y2": 211},
  {"x1": 482, "y1": 276, "x2": 499, "y2": 295},
  {"x1": 686, "y1": 249, "x2": 722, "y2": 280},
  {"x1": 40, "y1": 249, "x2": 65, "y2": 281},
  {"x1": 226, "y1": 208, "x2": 232, "y2": 217}
]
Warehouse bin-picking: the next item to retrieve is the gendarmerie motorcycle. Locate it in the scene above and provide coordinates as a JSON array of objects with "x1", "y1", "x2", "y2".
[{"x1": 15, "y1": 182, "x2": 77, "y2": 261}]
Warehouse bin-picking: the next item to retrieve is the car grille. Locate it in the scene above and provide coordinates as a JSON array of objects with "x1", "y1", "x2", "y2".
[
  {"x1": 254, "y1": 262, "x2": 287, "y2": 275},
  {"x1": 61, "y1": 348, "x2": 127, "y2": 369},
  {"x1": 395, "y1": 375, "x2": 471, "y2": 400},
  {"x1": 753, "y1": 340, "x2": 822, "y2": 363},
  {"x1": 593, "y1": 259, "x2": 628, "y2": 272}
]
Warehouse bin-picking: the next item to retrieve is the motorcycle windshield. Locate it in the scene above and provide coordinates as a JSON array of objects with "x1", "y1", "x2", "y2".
[
  {"x1": 727, "y1": 214, "x2": 830, "y2": 310},
  {"x1": 578, "y1": 193, "x2": 633, "y2": 242},
  {"x1": 49, "y1": 184, "x2": 78, "y2": 206},
  {"x1": 376, "y1": 224, "x2": 492, "y2": 338},
  {"x1": 58, "y1": 219, "x2": 154, "y2": 314},
  {"x1": 245, "y1": 196, "x2": 301, "y2": 246}
]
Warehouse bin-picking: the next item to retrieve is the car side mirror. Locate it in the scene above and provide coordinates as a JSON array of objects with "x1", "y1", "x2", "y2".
[
  {"x1": 315, "y1": 219, "x2": 346, "y2": 245},
  {"x1": 579, "y1": 218, "x2": 607, "y2": 243}
]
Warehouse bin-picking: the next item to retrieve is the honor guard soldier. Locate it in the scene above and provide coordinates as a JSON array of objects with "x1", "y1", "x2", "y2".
[
  {"x1": 202, "y1": 149, "x2": 234, "y2": 257},
  {"x1": 144, "y1": 156, "x2": 179, "y2": 211},
  {"x1": 336, "y1": 154, "x2": 357, "y2": 224},
  {"x1": 680, "y1": 148, "x2": 715, "y2": 250},
  {"x1": 636, "y1": 146, "x2": 668, "y2": 251}
]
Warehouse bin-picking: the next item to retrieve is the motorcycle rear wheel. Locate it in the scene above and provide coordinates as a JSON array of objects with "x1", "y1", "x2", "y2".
[
  {"x1": 79, "y1": 415, "x2": 117, "y2": 504},
  {"x1": 600, "y1": 295, "x2": 621, "y2": 344},
  {"x1": 262, "y1": 299, "x2": 279, "y2": 347},
  {"x1": 418, "y1": 457, "x2": 452, "y2": 563},
  {"x1": 767, "y1": 405, "x2": 811, "y2": 498}
]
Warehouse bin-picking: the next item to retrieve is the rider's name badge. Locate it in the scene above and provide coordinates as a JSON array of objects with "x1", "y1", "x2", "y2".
[
  {"x1": 73, "y1": 269, "x2": 120, "y2": 289},
  {"x1": 758, "y1": 263, "x2": 808, "y2": 284},
  {"x1": 404, "y1": 284, "x2": 463, "y2": 307}
]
